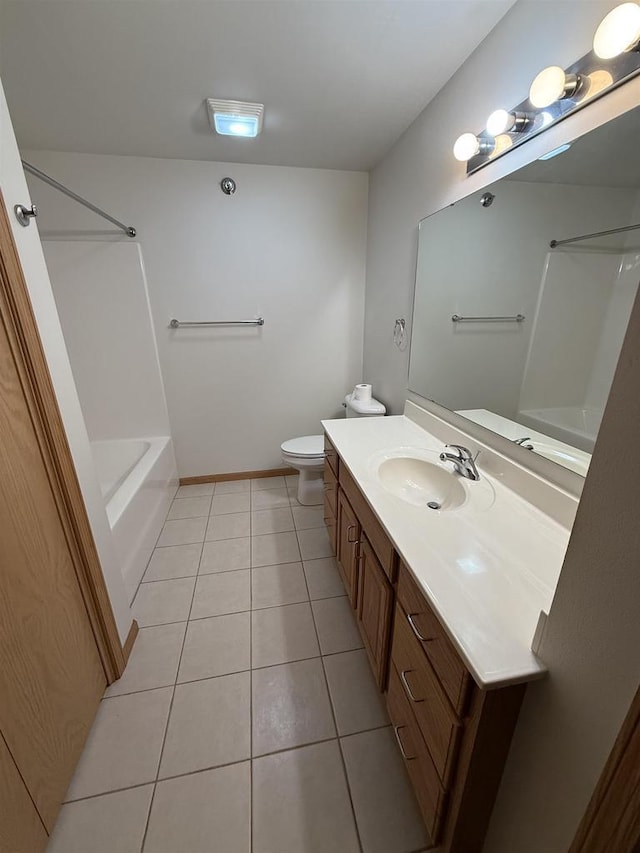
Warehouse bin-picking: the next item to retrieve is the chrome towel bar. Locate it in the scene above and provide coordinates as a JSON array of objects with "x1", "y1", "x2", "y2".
[
  {"x1": 169, "y1": 318, "x2": 264, "y2": 328},
  {"x1": 452, "y1": 314, "x2": 525, "y2": 323}
]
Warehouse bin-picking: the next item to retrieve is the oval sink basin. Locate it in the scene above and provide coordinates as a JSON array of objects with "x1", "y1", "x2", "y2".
[
  {"x1": 370, "y1": 446, "x2": 496, "y2": 513},
  {"x1": 378, "y1": 456, "x2": 467, "y2": 510}
]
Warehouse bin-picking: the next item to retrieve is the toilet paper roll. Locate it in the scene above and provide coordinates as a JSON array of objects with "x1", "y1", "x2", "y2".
[{"x1": 354, "y1": 383, "x2": 372, "y2": 402}]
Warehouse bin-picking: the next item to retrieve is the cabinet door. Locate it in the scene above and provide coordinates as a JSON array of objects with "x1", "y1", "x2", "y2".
[
  {"x1": 337, "y1": 490, "x2": 360, "y2": 607},
  {"x1": 357, "y1": 536, "x2": 393, "y2": 689}
]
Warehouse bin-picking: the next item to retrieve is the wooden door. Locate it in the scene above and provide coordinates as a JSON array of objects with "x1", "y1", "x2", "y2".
[
  {"x1": 357, "y1": 535, "x2": 393, "y2": 689},
  {"x1": 0, "y1": 732, "x2": 47, "y2": 853},
  {"x1": 337, "y1": 489, "x2": 360, "y2": 606},
  {"x1": 0, "y1": 192, "x2": 125, "y2": 844}
]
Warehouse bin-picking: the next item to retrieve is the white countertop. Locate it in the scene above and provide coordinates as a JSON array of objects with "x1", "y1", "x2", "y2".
[{"x1": 322, "y1": 414, "x2": 572, "y2": 689}]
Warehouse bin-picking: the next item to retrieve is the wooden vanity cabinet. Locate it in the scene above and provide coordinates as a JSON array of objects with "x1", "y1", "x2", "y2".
[
  {"x1": 323, "y1": 432, "x2": 526, "y2": 852},
  {"x1": 357, "y1": 535, "x2": 393, "y2": 689}
]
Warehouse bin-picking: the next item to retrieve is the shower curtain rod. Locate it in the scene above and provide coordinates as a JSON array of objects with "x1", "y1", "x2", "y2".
[
  {"x1": 21, "y1": 160, "x2": 137, "y2": 238},
  {"x1": 550, "y1": 222, "x2": 640, "y2": 248}
]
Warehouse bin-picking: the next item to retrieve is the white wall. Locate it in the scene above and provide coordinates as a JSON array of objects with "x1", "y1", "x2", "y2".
[
  {"x1": 363, "y1": 1, "x2": 640, "y2": 850},
  {"x1": 43, "y1": 240, "x2": 171, "y2": 441},
  {"x1": 23, "y1": 152, "x2": 368, "y2": 477},
  {"x1": 0, "y1": 79, "x2": 132, "y2": 643}
]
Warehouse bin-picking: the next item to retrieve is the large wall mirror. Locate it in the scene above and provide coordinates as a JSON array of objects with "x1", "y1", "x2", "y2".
[{"x1": 409, "y1": 105, "x2": 640, "y2": 478}]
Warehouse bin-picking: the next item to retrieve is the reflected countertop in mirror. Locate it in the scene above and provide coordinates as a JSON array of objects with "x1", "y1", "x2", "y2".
[{"x1": 408, "y1": 105, "x2": 640, "y2": 478}]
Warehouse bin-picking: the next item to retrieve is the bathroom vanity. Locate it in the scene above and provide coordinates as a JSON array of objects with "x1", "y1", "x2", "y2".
[{"x1": 322, "y1": 403, "x2": 574, "y2": 851}]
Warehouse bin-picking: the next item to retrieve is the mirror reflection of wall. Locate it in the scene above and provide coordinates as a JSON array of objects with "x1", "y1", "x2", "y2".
[{"x1": 409, "y1": 106, "x2": 640, "y2": 478}]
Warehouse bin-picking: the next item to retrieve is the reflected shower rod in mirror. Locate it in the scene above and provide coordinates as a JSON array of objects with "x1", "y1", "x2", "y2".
[
  {"x1": 169, "y1": 318, "x2": 264, "y2": 328},
  {"x1": 550, "y1": 221, "x2": 640, "y2": 248},
  {"x1": 452, "y1": 314, "x2": 525, "y2": 323}
]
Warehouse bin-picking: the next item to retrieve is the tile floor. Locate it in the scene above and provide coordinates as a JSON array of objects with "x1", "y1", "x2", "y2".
[{"x1": 48, "y1": 474, "x2": 428, "y2": 853}]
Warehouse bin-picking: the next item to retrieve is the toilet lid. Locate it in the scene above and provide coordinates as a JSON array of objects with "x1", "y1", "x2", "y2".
[{"x1": 281, "y1": 434, "x2": 325, "y2": 457}]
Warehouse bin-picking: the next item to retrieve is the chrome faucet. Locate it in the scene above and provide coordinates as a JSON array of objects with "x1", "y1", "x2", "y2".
[
  {"x1": 439, "y1": 444, "x2": 480, "y2": 481},
  {"x1": 514, "y1": 437, "x2": 534, "y2": 450}
]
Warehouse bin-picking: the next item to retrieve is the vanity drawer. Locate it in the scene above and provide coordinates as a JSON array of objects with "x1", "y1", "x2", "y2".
[
  {"x1": 339, "y1": 464, "x2": 396, "y2": 582},
  {"x1": 324, "y1": 434, "x2": 339, "y2": 477},
  {"x1": 323, "y1": 460, "x2": 338, "y2": 518},
  {"x1": 398, "y1": 563, "x2": 471, "y2": 717},
  {"x1": 387, "y1": 662, "x2": 447, "y2": 845},
  {"x1": 391, "y1": 603, "x2": 462, "y2": 788}
]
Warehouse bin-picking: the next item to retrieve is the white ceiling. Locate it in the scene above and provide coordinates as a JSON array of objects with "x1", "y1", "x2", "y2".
[{"x1": 0, "y1": 0, "x2": 514, "y2": 171}]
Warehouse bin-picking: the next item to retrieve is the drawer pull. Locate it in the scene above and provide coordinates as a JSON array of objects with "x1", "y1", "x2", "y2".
[
  {"x1": 347, "y1": 525, "x2": 359, "y2": 543},
  {"x1": 393, "y1": 725, "x2": 417, "y2": 761},
  {"x1": 407, "y1": 612, "x2": 435, "y2": 643},
  {"x1": 400, "y1": 669, "x2": 423, "y2": 703}
]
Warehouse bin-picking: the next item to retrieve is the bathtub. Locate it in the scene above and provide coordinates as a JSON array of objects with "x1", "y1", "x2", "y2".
[
  {"x1": 517, "y1": 406, "x2": 603, "y2": 453},
  {"x1": 91, "y1": 437, "x2": 178, "y2": 602}
]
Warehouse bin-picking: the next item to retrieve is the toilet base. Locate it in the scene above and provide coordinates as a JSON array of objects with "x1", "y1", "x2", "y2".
[{"x1": 296, "y1": 469, "x2": 324, "y2": 506}]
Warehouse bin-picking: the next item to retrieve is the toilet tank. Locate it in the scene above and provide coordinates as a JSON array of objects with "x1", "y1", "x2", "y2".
[{"x1": 344, "y1": 394, "x2": 386, "y2": 418}]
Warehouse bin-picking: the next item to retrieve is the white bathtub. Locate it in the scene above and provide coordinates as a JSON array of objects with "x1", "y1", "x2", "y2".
[
  {"x1": 517, "y1": 406, "x2": 603, "y2": 452},
  {"x1": 91, "y1": 437, "x2": 178, "y2": 602}
]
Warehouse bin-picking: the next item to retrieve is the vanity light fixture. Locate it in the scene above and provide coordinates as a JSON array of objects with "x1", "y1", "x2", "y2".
[
  {"x1": 206, "y1": 99, "x2": 264, "y2": 138},
  {"x1": 593, "y1": 2, "x2": 640, "y2": 58},
  {"x1": 486, "y1": 109, "x2": 529, "y2": 136},
  {"x1": 453, "y1": 133, "x2": 494, "y2": 162},
  {"x1": 528, "y1": 66, "x2": 581, "y2": 108}
]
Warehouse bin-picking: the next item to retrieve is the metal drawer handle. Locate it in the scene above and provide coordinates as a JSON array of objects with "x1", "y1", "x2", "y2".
[
  {"x1": 407, "y1": 612, "x2": 435, "y2": 643},
  {"x1": 347, "y1": 525, "x2": 359, "y2": 544},
  {"x1": 393, "y1": 725, "x2": 416, "y2": 761},
  {"x1": 400, "y1": 669, "x2": 423, "y2": 703}
]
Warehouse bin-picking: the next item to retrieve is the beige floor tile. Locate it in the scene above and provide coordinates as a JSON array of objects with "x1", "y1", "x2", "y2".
[
  {"x1": 285, "y1": 474, "x2": 299, "y2": 487},
  {"x1": 341, "y1": 728, "x2": 428, "y2": 853},
  {"x1": 214, "y1": 478, "x2": 251, "y2": 494},
  {"x1": 144, "y1": 763, "x2": 250, "y2": 853},
  {"x1": 205, "y1": 511, "x2": 250, "y2": 541},
  {"x1": 251, "y1": 531, "x2": 301, "y2": 567},
  {"x1": 47, "y1": 785, "x2": 154, "y2": 853},
  {"x1": 292, "y1": 504, "x2": 325, "y2": 530},
  {"x1": 159, "y1": 673, "x2": 250, "y2": 778},
  {"x1": 105, "y1": 623, "x2": 186, "y2": 697},
  {"x1": 178, "y1": 612, "x2": 250, "y2": 682},
  {"x1": 251, "y1": 487, "x2": 291, "y2": 510},
  {"x1": 251, "y1": 562, "x2": 309, "y2": 609},
  {"x1": 156, "y1": 516, "x2": 207, "y2": 547},
  {"x1": 303, "y1": 557, "x2": 346, "y2": 600},
  {"x1": 252, "y1": 658, "x2": 335, "y2": 756},
  {"x1": 253, "y1": 741, "x2": 360, "y2": 853},
  {"x1": 143, "y1": 543, "x2": 202, "y2": 582},
  {"x1": 251, "y1": 475, "x2": 286, "y2": 490},
  {"x1": 190, "y1": 570, "x2": 250, "y2": 619},
  {"x1": 210, "y1": 492, "x2": 251, "y2": 515},
  {"x1": 200, "y1": 537, "x2": 251, "y2": 573},
  {"x1": 251, "y1": 602, "x2": 320, "y2": 668},
  {"x1": 323, "y1": 649, "x2": 389, "y2": 736},
  {"x1": 175, "y1": 482, "x2": 214, "y2": 498},
  {"x1": 166, "y1": 496, "x2": 211, "y2": 520},
  {"x1": 133, "y1": 577, "x2": 195, "y2": 627},
  {"x1": 311, "y1": 596, "x2": 363, "y2": 655},
  {"x1": 251, "y1": 506, "x2": 294, "y2": 535},
  {"x1": 297, "y1": 525, "x2": 333, "y2": 560},
  {"x1": 65, "y1": 688, "x2": 172, "y2": 800}
]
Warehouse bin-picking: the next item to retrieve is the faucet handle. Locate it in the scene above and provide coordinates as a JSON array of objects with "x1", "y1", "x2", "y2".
[{"x1": 444, "y1": 444, "x2": 473, "y2": 460}]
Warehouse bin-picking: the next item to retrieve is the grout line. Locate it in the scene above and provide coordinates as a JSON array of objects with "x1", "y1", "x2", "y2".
[{"x1": 299, "y1": 555, "x2": 365, "y2": 853}]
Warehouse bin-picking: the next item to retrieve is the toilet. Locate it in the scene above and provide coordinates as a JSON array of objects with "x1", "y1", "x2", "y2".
[{"x1": 281, "y1": 392, "x2": 386, "y2": 505}]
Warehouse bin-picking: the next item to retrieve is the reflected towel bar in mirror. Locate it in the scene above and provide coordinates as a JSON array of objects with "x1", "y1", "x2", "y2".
[
  {"x1": 169, "y1": 318, "x2": 264, "y2": 328},
  {"x1": 452, "y1": 314, "x2": 525, "y2": 323}
]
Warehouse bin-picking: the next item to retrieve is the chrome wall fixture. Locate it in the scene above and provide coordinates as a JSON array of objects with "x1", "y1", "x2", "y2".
[
  {"x1": 452, "y1": 314, "x2": 525, "y2": 323},
  {"x1": 169, "y1": 317, "x2": 264, "y2": 328},
  {"x1": 453, "y1": 2, "x2": 640, "y2": 174},
  {"x1": 220, "y1": 177, "x2": 237, "y2": 195}
]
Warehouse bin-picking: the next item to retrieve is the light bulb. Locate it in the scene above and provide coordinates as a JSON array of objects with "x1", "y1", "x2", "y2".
[
  {"x1": 486, "y1": 109, "x2": 529, "y2": 136},
  {"x1": 593, "y1": 2, "x2": 640, "y2": 58},
  {"x1": 529, "y1": 66, "x2": 580, "y2": 107},
  {"x1": 453, "y1": 133, "x2": 480, "y2": 161}
]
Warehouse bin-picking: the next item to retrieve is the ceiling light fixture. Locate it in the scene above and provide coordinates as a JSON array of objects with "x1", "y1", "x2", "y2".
[
  {"x1": 593, "y1": 2, "x2": 640, "y2": 58},
  {"x1": 206, "y1": 99, "x2": 264, "y2": 138},
  {"x1": 528, "y1": 66, "x2": 581, "y2": 108},
  {"x1": 486, "y1": 109, "x2": 530, "y2": 136}
]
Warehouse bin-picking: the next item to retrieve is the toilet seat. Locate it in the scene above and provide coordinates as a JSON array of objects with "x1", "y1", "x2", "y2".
[{"x1": 281, "y1": 435, "x2": 325, "y2": 459}]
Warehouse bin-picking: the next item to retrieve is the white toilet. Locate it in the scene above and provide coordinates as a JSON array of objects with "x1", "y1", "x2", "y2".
[{"x1": 281, "y1": 393, "x2": 386, "y2": 505}]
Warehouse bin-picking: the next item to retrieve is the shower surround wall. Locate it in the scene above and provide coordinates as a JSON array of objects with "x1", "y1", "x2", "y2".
[{"x1": 24, "y1": 152, "x2": 368, "y2": 478}]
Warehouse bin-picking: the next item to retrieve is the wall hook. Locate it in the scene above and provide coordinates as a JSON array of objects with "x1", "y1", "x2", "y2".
[{"x1": 14, "y1": 203, "x2": 38, "y2": 227}]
